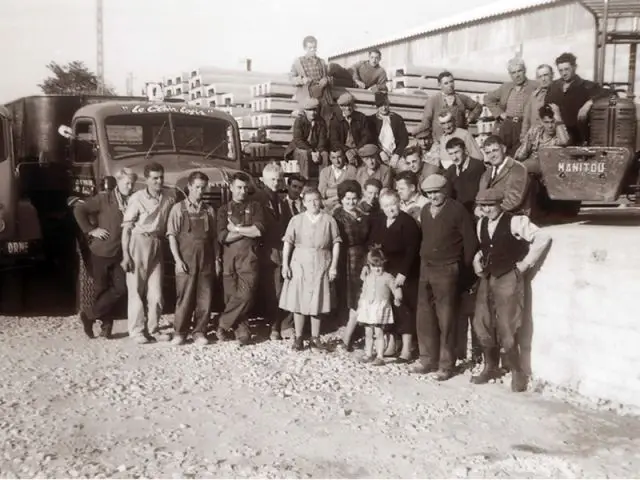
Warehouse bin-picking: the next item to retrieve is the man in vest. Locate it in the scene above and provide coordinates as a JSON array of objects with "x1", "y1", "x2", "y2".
[
  {"x1": 216, "y1": 172, "x2": 265, "y2": 346},
  {"x1": 121, "y1": 162, "x2": 176, "y2": 344},
  {"x1": 471, "y1": 188, "x2": 551, "y2": 392},
  {"x1": 166, "y1": 171, "x2": 218, "y2": 346}
]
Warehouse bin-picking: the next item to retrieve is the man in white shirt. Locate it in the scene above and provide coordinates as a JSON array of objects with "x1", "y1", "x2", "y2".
[
  {"x1": 471, "y1": 188, "x2": 551, "y2": 393},
  {"x1": 434, "y1": 111, "x2": 483, "y2": 170}
]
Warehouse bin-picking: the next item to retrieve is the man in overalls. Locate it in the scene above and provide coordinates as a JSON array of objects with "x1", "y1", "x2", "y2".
[
  {"x1": 166, "y1": 171, "x2": 218, "y2": 346},
  {"x1": 216, "y1": 172, "x2": 265, "y2": 346},
  {"x1": 121, "y1": 162, "x2": 176, "y2": 344}
]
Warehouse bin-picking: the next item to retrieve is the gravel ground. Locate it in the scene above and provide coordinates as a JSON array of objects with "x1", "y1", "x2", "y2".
[{"x1": 0, "y1": 314, "x2": 639, "y2": 479}]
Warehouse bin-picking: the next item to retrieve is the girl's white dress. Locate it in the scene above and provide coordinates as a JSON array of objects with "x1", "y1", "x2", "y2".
[{"x1": 356, "y1": 271, "x2": 395, "y2": 326}]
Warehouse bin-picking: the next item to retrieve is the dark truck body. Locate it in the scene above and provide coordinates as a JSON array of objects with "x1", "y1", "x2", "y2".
[{"x1": 1, "y1": 94, "x2": 250, "y2": 314}]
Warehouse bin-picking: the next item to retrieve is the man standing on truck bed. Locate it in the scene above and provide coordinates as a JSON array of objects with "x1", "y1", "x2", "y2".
[
  {"x1": 121, "y1": 162, "x2": 176, "y2": 345},
  {"x1": 216, "y1": 172, "x2": 265, "y2": 346},
  {"x1": 544, "y1": 52, "x2": 608, "y2": 145},
  {"x1": 166, "y1": 171, "x2": 218, "y2": 346},
  {"x1": 74, "y1": 168, "x2": 137, "y2": 339}
]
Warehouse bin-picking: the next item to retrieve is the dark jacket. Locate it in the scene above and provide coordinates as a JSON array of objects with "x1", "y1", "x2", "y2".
[
  {"x1": 444, "y1": 157, "x2": 486, "y2": 215},
  {"x1": 284, "y1": 115, "x2": 328, "y2": 158},
  {"x1": 478, "y1": 157, "x2": 529, "y2": 214},
  {"x1": 329, "y1": 110, "x2": 372, "y2": 152},
  {"x1": 367, "y1": 112, "x2": 409, "y2": 155},
  {"x1": 253, "y1": 187, "x2": 286, "y2": 262},
  {"x1": 544, "y1": 75, "x2": 609, "y2": 145},
  {"x1": 73, "y1": 190, "x2": 125, "y2": 258},
  {"x1": 367, "y1": 210, "x2": 421, "y2": 278}
]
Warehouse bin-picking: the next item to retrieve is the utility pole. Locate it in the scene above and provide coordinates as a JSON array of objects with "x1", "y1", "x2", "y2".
[{"x1": 96, "y1": 0, "x2": 105, "y2": 94}]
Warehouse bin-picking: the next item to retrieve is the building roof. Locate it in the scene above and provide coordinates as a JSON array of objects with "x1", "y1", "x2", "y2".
[{"x1": 329, "y1": 0, "x2": 567, "y2": 59}]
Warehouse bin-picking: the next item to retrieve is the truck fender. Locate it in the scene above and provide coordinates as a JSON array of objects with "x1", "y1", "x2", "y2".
[{"x1": 16, "y1": 200, "x2": 42, "y2": 240}]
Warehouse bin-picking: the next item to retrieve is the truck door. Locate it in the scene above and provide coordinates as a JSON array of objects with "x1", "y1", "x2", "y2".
[{"x1": 70, "y1": 118, "x2": 99, "y2": 199}]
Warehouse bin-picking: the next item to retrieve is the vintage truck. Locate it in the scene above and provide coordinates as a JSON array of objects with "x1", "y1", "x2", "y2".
[
  {"x1": 538, "y1": 0, "x2": 640, "y2": 208},
  {"x1": 0, "y1": 92, "x2": 253, "y2": 314}
]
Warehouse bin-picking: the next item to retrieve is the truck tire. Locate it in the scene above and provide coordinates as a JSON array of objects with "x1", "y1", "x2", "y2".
[
  {"x1": 0, "y1": 268, "x2": 25, "y2": 315},
  {"x1": 75, "y1": 241, "x2": 95, "y2": 315}
]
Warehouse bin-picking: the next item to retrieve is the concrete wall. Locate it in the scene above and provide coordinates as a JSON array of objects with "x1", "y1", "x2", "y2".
[
  {"x1": 330, "y1": 2, "x2": 640, "y2": 95},
  {"x1": 530, "y1": 219, "x2": 640, "y2": 409}
]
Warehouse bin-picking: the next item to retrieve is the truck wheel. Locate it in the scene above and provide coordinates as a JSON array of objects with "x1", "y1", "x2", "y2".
[
  {"x1": 0, "y1": 268, "x2": 25, "y2": 314},
  {"x1": 75, "y1": 241, "x2": 95, "y2": 315}
]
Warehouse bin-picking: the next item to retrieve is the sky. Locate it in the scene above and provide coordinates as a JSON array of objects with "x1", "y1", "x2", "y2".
[{"x1": 0, "y1": 0, "x2": 497, "y2": 103}]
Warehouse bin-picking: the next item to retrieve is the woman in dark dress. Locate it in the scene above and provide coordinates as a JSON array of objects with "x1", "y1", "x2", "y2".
[
  {"x1": 367, "y1": 189, "x2": 421, "y2": 362},
  {"x1": 332, "y1": 180, "x2": 369, "y2": 349}
]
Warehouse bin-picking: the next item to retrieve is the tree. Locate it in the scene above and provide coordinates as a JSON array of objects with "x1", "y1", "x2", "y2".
[{"x1": 38, "y1": 61, "x2": 116, "y2": 95}]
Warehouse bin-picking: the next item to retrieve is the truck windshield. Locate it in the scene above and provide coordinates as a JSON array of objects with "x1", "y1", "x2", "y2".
[{"x1": 104, "y1": 113, "x2": 236, "y2": 161}]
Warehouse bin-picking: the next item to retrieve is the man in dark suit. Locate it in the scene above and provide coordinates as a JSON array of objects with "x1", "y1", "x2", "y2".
[
  {"x1": 329, "y1": 92, "x2": 373, "y2": 166},
  {"x1": 284, "y1": 98, "x2": 329, "y2": 180},
  {"x1": 477, "y1": 135, "x2": 530, "y2": 216},
  {"x1": 368, "y1": 92, "x2": 409, "y2": 170},
  {"x1": 443, "y1": 137, "x2": 486, "y2": 217},
  {"x1": 280, "y1": 173, "x2": 307, "y2": 225}
]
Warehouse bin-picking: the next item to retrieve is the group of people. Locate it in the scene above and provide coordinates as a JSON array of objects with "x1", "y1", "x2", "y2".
[{"x1": 74, "y1": 43, "x2": 610, "y2": 393}]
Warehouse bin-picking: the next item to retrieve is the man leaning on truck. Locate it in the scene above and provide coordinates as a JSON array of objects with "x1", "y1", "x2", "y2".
[
  {"x1": 74, "y1": 168, "x2": 137, "y2": 339},
  {"x1": 121, "y1": 162, "x2": 176, "y2": 345}
]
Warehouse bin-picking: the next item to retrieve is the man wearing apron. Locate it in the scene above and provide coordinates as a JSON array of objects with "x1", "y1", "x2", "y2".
[
  {"x1": 216, "y1": 172, "x2": 265, "y2": 346},
  {"x1": 167, "y1": 171, "x2": 218, "y2": 346},
  {"x1": 121, "y1": 162, "x2": 176, "y2": 344}
]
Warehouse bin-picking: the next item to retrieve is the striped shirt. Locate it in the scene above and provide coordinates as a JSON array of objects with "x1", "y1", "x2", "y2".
[{"x1": 505, "y1": 85, "x2": 531, "y2": 117}]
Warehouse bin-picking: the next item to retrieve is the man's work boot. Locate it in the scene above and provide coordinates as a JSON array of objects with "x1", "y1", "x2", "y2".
[
  {"x1": 505, "y1": 348, "x2": 528, "y2": 393},
  {"x1": 99, "y1": 320, "x2": 113, "y2": 339},
  {"x1": 471, "y1": 348, "x2": 501, "y2": 384},
  {"x1": 216, "y1": 328, "x2": 233, "y2": 342},
  {"x1": 79, "y1": 312, "x2": 95, "y2": 339},
  {"x1": 411, "y1": 363, "x2": 438, "y2": 375}
]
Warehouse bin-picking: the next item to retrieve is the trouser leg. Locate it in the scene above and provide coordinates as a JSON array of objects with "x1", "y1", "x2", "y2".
[
  {"x1": 126, "y1": 236, "x2": 151, "y2": 337},
  {"x1": 146, "y1": 243, "x2": 164, "y2": 334},
  {"x1": 415, "y1": 279, "x2": 439, "y2": 368},
  {"x1": 429, "y1": 265, "x2": 459, "y2": 372},
  {"x1": 192, "y1": 274, "x2": 213, "y2": 334},
  {"x1": 174, "y1": 273, "x2": 197, "y2": 336},
  {"x1": 88, "y1": 254, "x2": 111, "y2": 320},
  {"x1": 218, "y1": 271, "x2": 258, "y2": 339}
]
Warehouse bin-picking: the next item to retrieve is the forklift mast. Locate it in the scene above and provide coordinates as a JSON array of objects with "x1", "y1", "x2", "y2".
[{"x1": 579, "y1": 0, "x2": 640, "y2": 98}]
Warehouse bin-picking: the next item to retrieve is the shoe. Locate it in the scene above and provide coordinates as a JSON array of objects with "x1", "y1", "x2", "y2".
[
  {"x1": 143, "y1": 332, "x2": 158, "y2": 343},
  {"x1": 192, "y1": 333, "x2": 210, "y2": 346},
  {"x1": 471, "y1": 347, "x2": 501, "y2": 385},
  {"x1": 309, "y1": 336, "x2": 327, "y2": 351},
  {"x1": 270, "y1": 330, "x2": 282, "y2": 341},
  {"x1": 371, "y1": 358, "x2": 385, "y2": 366},
  {"x1": 99, "y1": 320, "x2": 113, "y2": 339},
  {"x1": 216, "y1": 328, "x2": 233, "y2": 342},
  {"x1": 133, "y1": 335, "x2": 150, "y2": 345},
  {"x1": 154, "y1": 332, "x2": 172, "y2": 342},
  {"x1": 336, "y1": 339, "x2": 354, "y2": 352},
  {"x1": 505, "y1": 348, "x2": 528, "y2": 393},
  {"x1": 79, "y1": 312, "x2": 95, "y2": 339},
  {"x1": 431, "y1": 369, "x2": 453, "y2": 382},
  {"x1": 237, "y1": 336, "x2": 251, "y2": 347},
  {"x1": 361, "y1": 354, "x2": 375, "y2": 364},
  {"x1": 281, "y1": 328, "x2": 295, "y2": 340},
  {"x1": 171, "y1": 334, "x2": 186, "y2": 346},
  {"x1": 292, "y1": 336, "x2": 304, "y2": 351},
  {"x1": 395, "y1": 357, "x2": 411, "y2": 364},
  {"x1": 411, "y1": 363, "x2": 438, "y2": 374}
]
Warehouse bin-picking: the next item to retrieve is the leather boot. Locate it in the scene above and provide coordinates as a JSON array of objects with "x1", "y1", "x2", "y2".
[
  {"x1": 505, "y1": 347, "x2": 528, "y2": 393},
  {"x1": 470, "y1": 347, "x2": 500, "y2": 384}
]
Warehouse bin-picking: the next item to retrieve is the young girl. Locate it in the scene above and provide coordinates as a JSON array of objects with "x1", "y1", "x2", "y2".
[{"x1": 356, "y1": 246, "x2": 402, "y2": 365}]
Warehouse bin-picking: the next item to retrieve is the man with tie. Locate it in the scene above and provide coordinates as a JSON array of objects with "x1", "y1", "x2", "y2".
[
  {"x1": 281, "y1": 173, "x2": 306, "y2": 224},
  {"x1": 476, "y1": 135, "x2": 529, "y2": 216},
  {"x1": 443, "y1": 137, "x2": 485, "y2": 217}
]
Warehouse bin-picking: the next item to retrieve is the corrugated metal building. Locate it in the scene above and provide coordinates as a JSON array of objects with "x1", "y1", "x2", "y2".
[{"x1": 328, "y1": 0, "x2": 640, "y2": 93}]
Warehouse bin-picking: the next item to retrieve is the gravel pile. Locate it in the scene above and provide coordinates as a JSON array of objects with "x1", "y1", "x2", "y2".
[{"x1": 0, "y1": 315, "x2": 639, "y2": 478}]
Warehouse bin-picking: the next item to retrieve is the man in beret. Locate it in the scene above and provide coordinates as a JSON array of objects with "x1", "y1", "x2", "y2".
[
  {"x1": 284, "y1": 98, "x2": 329, "y2": 181},
  {"x1": 413, "y1": 174, "x2": 477, "y2": 381},
  {"x1": 355, "y1": 144, "x2": 392, "y2": 189},
  {"x1": 368, "y1": 92, "x2": 409, "y2": 170},
  {"x1": 329, "y1": 92, "x2": 373, "y2": 167},
  {"x1": 477, "y1": 135, "x2": 530, "y2": 215},
  {"x1": 471, "y1": 188, "x2": 551, "y2": 392}
]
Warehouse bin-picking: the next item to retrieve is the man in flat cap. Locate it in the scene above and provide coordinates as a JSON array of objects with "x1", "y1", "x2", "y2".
[
  {"x1": 471, "y1": 188, "x2": 550, "y2": 392},
  {"x1": 368, "y1": 92, "x2": 409, "y2": 170},
  {"x1": 355, "y1": 144, "x2": 392, "y2": 189},
  {"x1": 284, "y1": 98, "x2": 329, "y2": 181},
  {"x1": 329, "y1": 92, "x2": 373, "y2": 167},
  {"x1": 413, "y1": 174, "x2": 477, "y2": 381}
]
